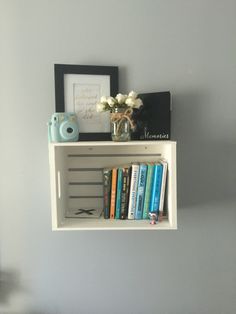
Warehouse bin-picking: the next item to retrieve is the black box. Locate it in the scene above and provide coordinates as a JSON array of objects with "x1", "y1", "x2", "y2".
[{"x1": 131, "y1": 91, "x2": 171, "y2": 140}]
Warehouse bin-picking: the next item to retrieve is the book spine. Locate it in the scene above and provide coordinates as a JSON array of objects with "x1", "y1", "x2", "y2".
[
  {"x1": 149, "y1": 163, "x2": 163, "y2": 215},
  {"x1": 154, "y1": 164, "x2": 163, "y2": 214},
  {"x1": 110, "y1": 168, "x2": 117, "y2": 219},
  {"x1": 124, "y1": 167, "x2": 131, "y2": 219},
  {"x1": 127, "y1": 164, "x2": 139, "y2": 220},
  {"x1": 134, "y1": 164, "x2": 147, "y2": 220},
  {"x1": 159, "y1": 161, "x2": 168, "y2": 221},
  {"x1": 120, "y1": 167, "x2": 130, "y2": 219},
  {"x1": 142, "y1": 164, "x2": 154, "y2": 219},
  {"x1": 103, "y1": 169, "x2": 112, "y2": 219},
  {"x1": 115, "y1": 168, "x2": 123, "y2": 219}
]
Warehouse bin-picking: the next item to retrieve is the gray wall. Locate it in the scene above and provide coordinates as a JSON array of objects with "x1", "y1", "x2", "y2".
[{"x1": 0, "y1": 0, "x2": 236, "y2": 313}]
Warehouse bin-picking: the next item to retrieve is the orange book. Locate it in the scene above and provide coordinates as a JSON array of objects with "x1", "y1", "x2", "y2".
[{"x1": 110, "y1": 168, "x2": 117, "y2": 219}]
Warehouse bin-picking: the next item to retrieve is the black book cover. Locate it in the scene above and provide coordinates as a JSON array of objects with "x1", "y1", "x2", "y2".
[
  {"x1": 132, "y1": 91, "x2": 171, "y2": 140},
  {"x1": 103, "y1": 169, "x2": 112, "y2": 219},
  {"x1": 120, "y1": 167, "x2": 131, "y2": 220}
]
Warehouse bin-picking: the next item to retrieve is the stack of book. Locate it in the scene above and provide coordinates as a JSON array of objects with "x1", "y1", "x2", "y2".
[{"x1": 103, "y1": 160, "x2": 168, "y2": 222}]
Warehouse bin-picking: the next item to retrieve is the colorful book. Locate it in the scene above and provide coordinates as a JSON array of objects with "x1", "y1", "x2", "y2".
[
  {"x1": 120, "y1": 166, "x2": 131, "y2": 219},
  {"x1": 127, "y1": 163, "x2": 139, "y2": 220},
  {"x1": 149, "y1": 163, "x2": 163, "y2": 217},
  {"x1": 115, "y1": 168, "x2": 123, "y2": 219},
  {"x1": 159, "y1": 160, "x2": 168, "y2": 221},
  {"x1": 142, "y1": 164, "x2": 154, "y2": 219},
  {"x1": 103, "y1": 169, "x2": 112, "y2": 219},
  {"x1": 134, "y1": 164, "x2": 148, "y2": 219},
  {"x1": 110, "y1": 168, "x2": 117, "y2": 219}
]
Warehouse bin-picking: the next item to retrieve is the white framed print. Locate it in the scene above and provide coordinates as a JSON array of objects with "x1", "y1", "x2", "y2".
[{"x1": 54, "y1": 64, "x2": 118, "y2": 141}]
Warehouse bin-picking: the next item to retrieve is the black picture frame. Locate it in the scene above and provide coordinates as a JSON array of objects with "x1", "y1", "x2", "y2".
[
  {"x1": 131, "y1": 91, "x2": 171, "y2": 140},
  {"x1": 54, "y1": 64, "x2": 118, "y2": 141}
]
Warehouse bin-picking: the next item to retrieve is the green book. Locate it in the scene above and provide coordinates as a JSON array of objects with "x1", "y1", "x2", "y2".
[{"x1": 142, "y1": 164, "x2": 154, "y2": 219}]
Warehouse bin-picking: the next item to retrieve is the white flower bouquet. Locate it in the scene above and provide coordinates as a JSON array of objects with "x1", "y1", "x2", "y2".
[
  {"x1": 96, "y1": 91, "x2": 143, "y2": 112},
  {"x1": 96, "y1": 91, "x2": 143, "y2": 141}
]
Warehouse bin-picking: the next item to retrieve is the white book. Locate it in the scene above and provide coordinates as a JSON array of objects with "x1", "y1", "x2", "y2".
[
  {"x1": 127, "y1": 164, "x2": 140, "y2": 220},
  {"x1": 159, "y1": 160, "x2": 168, "y2": 220}
]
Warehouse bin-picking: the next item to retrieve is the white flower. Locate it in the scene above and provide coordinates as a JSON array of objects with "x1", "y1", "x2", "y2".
[
  {"x1": 96, "y1": 102, "x2": 106, "y2": 112},
  {"x1": 115, "y1": 93, "x2": 127, "y2": 104},
  {"x1": 107, "y1": 97, "x2": 116, "y2": 107},
  {"x1": 100, "y1": 96, "x2": 107, "y2": 104},
  {"x1": 128, "y1": 91, "x2": 138, "y2": 99},
  {"x1": 97, "y1": 91, "x2": 142, "y2": 111},
  {"x1": 133, "y1": 98, "x2": 143, "y2": 109},
  {"x1": 125, "y1": 97, "x2": 136, "y2": 107}
]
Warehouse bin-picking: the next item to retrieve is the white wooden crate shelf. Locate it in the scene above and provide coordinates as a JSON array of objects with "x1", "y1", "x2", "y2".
[{"x1": 49, "y1": 141, "x2": 177, "y2": 230}]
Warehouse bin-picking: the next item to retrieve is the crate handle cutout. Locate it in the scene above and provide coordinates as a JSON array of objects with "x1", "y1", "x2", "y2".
[{"x1": 57, "y1": 171, "x2": 61, "y2": 199}]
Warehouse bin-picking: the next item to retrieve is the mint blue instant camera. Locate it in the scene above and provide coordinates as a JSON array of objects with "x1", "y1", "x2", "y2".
[{"x1": 48, "y1": 112, "x2": 79, "y2": 142}]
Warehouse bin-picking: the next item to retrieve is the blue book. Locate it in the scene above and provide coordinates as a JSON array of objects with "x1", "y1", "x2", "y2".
[
  {"x1": 142, "y1": 164, "x2": 154, "y2": 219},
  {"x1": 115, "y1": 168, "x2": 123, "y2": 219},
  {"x1": 134, "y1": 164, "x2": 148, "y2": 219},
  {"x1": 149, "y1": 163, "x2": 163, "y2": 215}
]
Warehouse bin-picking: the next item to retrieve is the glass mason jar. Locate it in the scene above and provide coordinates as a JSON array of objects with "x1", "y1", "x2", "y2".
[{"x1": 110, "y1": 108, "x2": 131, "y2": 142}]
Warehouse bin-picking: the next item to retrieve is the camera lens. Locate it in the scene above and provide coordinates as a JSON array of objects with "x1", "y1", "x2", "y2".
[
  {"x1": 67, "y1": 127, "x2": 73, "y2": 134},
  {"x1": 60, "y1": 119, "x2": 79, "y2": 141}
]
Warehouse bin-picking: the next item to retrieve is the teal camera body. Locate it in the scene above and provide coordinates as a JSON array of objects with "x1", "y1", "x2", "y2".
[{"x1": 48, "y1": 113, "x2": 79, "y2": 142}]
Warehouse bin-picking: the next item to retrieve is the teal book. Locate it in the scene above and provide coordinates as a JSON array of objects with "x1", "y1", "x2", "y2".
[
  {"x1": 149, "y1": 163, "x2": 163, "y2": 215},
  {"x1": 115, "y1": 168, "x2": 123, "y2": 219},
  {"x1": 134, "y1": 164, "x2": 148, "y2": 219},
  {"x1": 142, "y1": 164, "x2": 154, "y2": 219}
]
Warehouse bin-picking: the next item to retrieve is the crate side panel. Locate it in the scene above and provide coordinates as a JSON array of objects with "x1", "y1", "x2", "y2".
[{"x1": 54, "y1": 146, "x2": 69, "y2": 227}]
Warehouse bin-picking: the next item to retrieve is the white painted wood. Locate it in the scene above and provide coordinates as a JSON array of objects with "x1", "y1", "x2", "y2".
[
  {"x1": 48, "y1": 141, "x2": 177, "y2": 230},
  {"x1": 55, "y1": 218, "x2": 175, "y2": 231}
]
